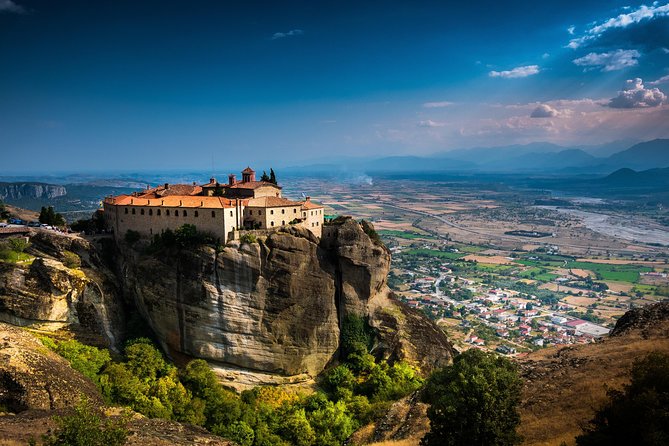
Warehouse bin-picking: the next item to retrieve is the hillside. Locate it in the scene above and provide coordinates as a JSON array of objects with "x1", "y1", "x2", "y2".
[{"x1": 605, "y1": 139, "x2": 669, "y2": 170}]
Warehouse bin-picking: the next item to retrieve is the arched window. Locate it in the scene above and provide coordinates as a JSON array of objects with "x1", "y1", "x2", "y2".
[
  {"x1": 175, "y1": 210, "x2": 179, "y2": 216},
  {"x1": 270, "y1": 210, "x2": 274, "y2": 215},
  {"x1": 211, "y1": 211, "x2": 216, "y2": 217},
  {"x1": 183, "y1": 210, "x2": 187, "y2": 217},
  {"x1": 149, "y1": 209, "x2": 153, "y2": 216},
  {"x1": 166, "y1": 209, "x2": 170, "y2": 216},
  {"x1": 125, "y1": 208, "x2": 128, "y2": 214},
  {"x1": 282, "y1": 220, "x2": 285, "y2": 225},
  {"x1": 157, "y1": 209, "x2": 161, "y2": 216},
  {"x1": 194, "y1": 211, "x2": 198, "y2": 217},
  {"x1": 281, "y1": 209, "x2": 285, "y2": 214},
  {"x1": 132, "y1": 208, "x2": 136, "y2": 215},
  {"x1": 271, "y1": 221, "x2": 274, "y2": 226},
  {"x1": 294, "y1": 208, "x2": 297, "y2": 213},
  {"x1": 249, "y1": 210, "x2": 253, "y2": 215},
  {"x1": 230, "y1": 211, "x2": 233, "y2": 217},
  {"x1": 140, "y1": 209, "x2": 145, "y2": 215},
  {"x1": 259, "y1": 210, "x2": 262, "y2": 215}
]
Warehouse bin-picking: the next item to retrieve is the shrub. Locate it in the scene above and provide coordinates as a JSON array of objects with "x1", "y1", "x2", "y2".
[
  {"x1": 42, "y1": 398, "x2": 128, "y2": 446},
  {"x1": 576, "y1": 352, "x2": 669, "y2": 446},
  {"x1": 421, "y1": 349, "x2": 523, "y2": 446},
  {"x1": 240, "y1": 233, "x2": 257, "y2": 244},
  {"x1": 124, "y1": 229, "x2": 141, "y2": 244},
  {"x1": 360, "y1": 220, "x2": 383, "y2": 246},
  {"x1": 42, "y1": 338, "x2": 111, "y2": 385},
  {"x1": 62, "y1": 250, "x2": 82, "y2": 268}
]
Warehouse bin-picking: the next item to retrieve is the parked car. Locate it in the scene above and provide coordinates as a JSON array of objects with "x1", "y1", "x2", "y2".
[
  {"x1": 0, "y1": 222, "x2": 7, "y2": 228},
  {"x1": 28, "y1": 221, "x2": 41, "y2": 227},
  {"x1": 8, "y1": 218, "x2": 24, "y2": 225}
]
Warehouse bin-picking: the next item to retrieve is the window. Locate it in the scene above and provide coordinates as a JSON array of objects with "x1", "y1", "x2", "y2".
[
  {"x1": 166, "y1": 210, "x2": 170, "y2": 216},
  {"x1": 157, "y1": 209, "x2": 161, "y2": 216},
  {"x1": 149, "y1": 209, "x2": 152, "y2": 216},
  {"x1": 281, "y1": 209, "x2": 285, "y2": 214},
  {"x1": 316, "y1": 222, "x2": 319, "y2": 226},
  {"x1": 125, "y1": 208, "x2": 128, "y2": 214},
  {"x1": 259, "y1": 210, "x2": 262, "y2": 215},
  {"x1": 212, "y1": 211, "x2": 216, "y2": 218},
  {"x1": 270, "y1": 210, "x2": 274, "y2": 215},
  {"x1": 183, "y1": 210, "x2": 187, "y2": 217},
  {"x1": 140, "y1": 209, "x2": 144, "y2": 215},
  {"x1": 312, "y1": 223, "x2": 314, "y2": 227},
  {"x1": 230, "y1": 211, "x2": 233, "y2": 217},
  {"x1": 282, "y1": 220, "x2": 285, "y2": 225},
  {"x1": 271, "y1": 221, "x2": 274, "y2": 226},
  {"x1": 294, "y1": 208, "x2": 297, "y2": 213},
  {"x1": 194, "y1": 211, "x2": 198, "y2": 217},
  {"x1": 249, "y1": 210, "x2": 252, "y2": 215},
  {"x1": 175, "y1": 210, "x2": 179, "y2": 216},
  {"x1": 132, "y1": 208, "x2": 136, "y2": 215}
]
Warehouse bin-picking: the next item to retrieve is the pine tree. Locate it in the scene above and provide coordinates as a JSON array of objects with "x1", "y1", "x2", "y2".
[
  {"x1": 269, "y1": 168, "x2": 277, "y2": 185},
  {"x1": 260, "y1": 171, "x2": 270, "y2": 182}
]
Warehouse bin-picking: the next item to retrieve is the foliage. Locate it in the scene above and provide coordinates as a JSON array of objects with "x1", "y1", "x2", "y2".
[
  {"x1": 42, "y1": 398, "x2": 128, "y2": 446},
  {"x1": 269, "y1": 168, "x2": 277, "y2": 185},
  {"x1": 340, "y1": 314, "x2": 374, "y2": 359},
  {"x1": 576, "y1": 352, "x2": 669, "y2": 446},
  {"x1": 70, "y1": 211, "x2": 106, "y2": 234},
  {"x1": 124, "y1": 229, "x2": 141, "y2": 244},
  {"x1": 240, "y1": 233, "x2": 258, "y2": 244},
  {"x1": 148, "y1": 224, "x2": 216, "y2": 251},
  {"x1": 39, "y1": 206, "x2": 66, "y2": 227},
  {"x1": 0, "y1": 239, "x2": 32, "y2": 263},
  {"x1": 41, "y1": 337, "x2": 111, "y2": 385},
  {"x1": 261, "y1": 171, "x2": 271, "y2": 182},
  {"x1": 360, "y1": 220, "x2": 383, "y2": 246},
  {"x1": 62, "y1": 250, "x2": 82, "y2": 268},
  {"x1": 421, "y1": 349, "x2": 523, "y2": 446},
  {"x1": 0, "y1": 200, "x2": 10, "y2": 220}
]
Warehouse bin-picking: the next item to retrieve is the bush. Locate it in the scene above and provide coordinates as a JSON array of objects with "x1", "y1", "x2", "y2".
[
  {"x1": 42, "y1": 398, "x2": 128, "y2": 446},
  {"x1": 124, "y1": 229, "x2": 141, "y2": 244},
  {"x1": 360, "y1": 220, "x2": 382, "y2": 246},
  {"x1": 62, "y1": 250, "x2": 82, "y2": 268},
  {"x1": 576, "y1": 352, "x2": 669, "y2": 446},
  {"x1": 421, "y1": 349, "x2": 523, "y2": 446},
  {"x1": 240, "y1": 233, "x2": 257, "y2": 244},
  {"x1": 42, "y1": 338, "x2": 111, "y2": 385}
]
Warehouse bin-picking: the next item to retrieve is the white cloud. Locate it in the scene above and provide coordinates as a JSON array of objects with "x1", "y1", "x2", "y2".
[
  {"x1": 649, "y1": 74, "x2": 669, "y2": 85},
  {"x1": 663, "y1": 48, "x2": 669, "y2": 54},
  {"x1": 608, "y1": 78, "x2": 667, "y2": 108},
  {"x1": 572, "y1": 49, "x2": 640, "y2": 72},
  {"x1": 567, "y1": 25, "x2": 576, "y2": 35},
  {"x1": 271, "y1": 29, "x2": 304, "y2": 40},
  {"x1": 417, "y1": 119, "x2": 446, "y2": 128},
  {"x1": 489, "y1": 65, "x2": 540, "y2": 79},
  {"x1": 0, "y1": 0, "x2": 24, "y2": 13},
  {"x1": 530, "y1": 104, "x2": 560, "y2": 118},
  {"x1": 542, "y1": 53, "x2": 550, "y2": 59},
  {"x1": 568, "y1": 3, "x2": 669, "y2": 49},
  {"x1": 422, "y1": 101, "x2": 454, "y2": 108}
]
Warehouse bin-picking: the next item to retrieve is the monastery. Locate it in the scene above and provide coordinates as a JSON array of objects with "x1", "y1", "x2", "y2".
[{"x1": 103, "y1": 167, "x2": 324, "y2": 242}]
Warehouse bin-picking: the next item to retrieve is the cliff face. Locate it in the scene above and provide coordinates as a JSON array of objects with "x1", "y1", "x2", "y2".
[
  {"x1": 0, "y1": 231, "x2": 123, "y2": 347},
  {"x1": 0, "y1": 182, "x2": 67, "y2": 201},
  {"x1": 117, "y1": 218, "x2": 453, "y2": 379}
]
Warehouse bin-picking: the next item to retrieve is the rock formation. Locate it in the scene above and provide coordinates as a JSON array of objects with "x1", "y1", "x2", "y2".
[
  {"x1": 0, "y1": 182, "x2": 67, "y2": 201},
  {"x1": 115, "y1": 218, "x2": 453, "y2": 380}
]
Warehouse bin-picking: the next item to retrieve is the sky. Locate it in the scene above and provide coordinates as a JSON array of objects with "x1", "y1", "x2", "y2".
[{"x1": 1, "y1": 0, "x2": 669, "y2": 173}]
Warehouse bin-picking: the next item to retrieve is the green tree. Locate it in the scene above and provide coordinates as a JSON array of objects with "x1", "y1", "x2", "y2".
[
  {"x1": 0, "y1": 201, "x2": 10, "y2": 220},
  {"x1": 42, "y1": 398, "x2": 128, "y2": 446},
  {"x1": 260, "y1": 171, "x2": 270, "y2": 182},
  {"x1": 576, "y1": 352, "x2": 669, "y2": 446},
  {"x1": 269, "y1": 168, "x2": 277, "y2": 185},
  {"x1": 8, "y1": 237, "x2": 29, "y2": 253},
  {"x1": 421, "y1": 349, "x2": 523, "y2": 446},
  {"x1": 39, "y1": 206, "x2": 66, "y2": 226}
]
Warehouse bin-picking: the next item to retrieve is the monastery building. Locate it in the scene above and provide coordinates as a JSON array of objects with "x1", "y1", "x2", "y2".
[{"x1": 103, "y1": 167, "x2": 324, "y2": 242}]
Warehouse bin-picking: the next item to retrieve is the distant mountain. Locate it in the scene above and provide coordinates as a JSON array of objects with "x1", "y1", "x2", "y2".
[
  {"x1": 0, "y1": 182, "x2": 67, "y2": 201},
  {"x1": 606, "y1": 139, "x2": 669, "y2": 170},
  {"x1": 599, "y1": 167, "x2": 669, "y2": 188}
]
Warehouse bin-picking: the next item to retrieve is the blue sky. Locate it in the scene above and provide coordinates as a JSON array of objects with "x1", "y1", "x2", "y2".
[{"x1": 1, "y1": 0, "x2": 668, "y2": 173}]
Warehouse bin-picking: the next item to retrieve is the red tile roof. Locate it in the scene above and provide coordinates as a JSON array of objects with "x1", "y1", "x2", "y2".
[
  {"x1": 138, "y1": 184, "x2": 202, "y2": 197},
  {"x1": 105, "y1": 195, "x2": 242, "y2": 209},
  {"x1": 301, "y1": 200, "x2": 323, "y2": 210},
  {"x1": 247, "y1": 196, "x2": 302, "y2": 207},
  {"x1": 227, "y1": 181, "x2": 281, "y2": 190}
]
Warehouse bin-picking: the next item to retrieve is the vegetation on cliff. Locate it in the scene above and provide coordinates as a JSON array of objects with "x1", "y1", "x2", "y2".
[{"x1": 40, "y1": 317, "x2": 424, "y2": 446}]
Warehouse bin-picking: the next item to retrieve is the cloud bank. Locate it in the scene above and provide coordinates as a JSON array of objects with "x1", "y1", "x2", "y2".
[
  {"x1": 423, "y1": 101, "x2": 453, "y2": 108},
  {"x1": 573, "y1": 49, "x2": 640, "y2": 72},
  {"x1": 530, "y1": 104, "x2": 560, "y2": 118},
  {"x1": 489, "y1": 65, "x2": 540, "y2": 79},
  {"x1": 608, "y1": 78, "x2": 667, "y2": 108},
  {"x1": 568, "y1": 3, "x2": 669, "y2": 49}
]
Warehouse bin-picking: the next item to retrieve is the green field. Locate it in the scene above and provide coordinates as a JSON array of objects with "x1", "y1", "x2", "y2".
[
  {"x1": 403, "y1": 248, "x2": 466, "y2": 260},
  {"x1": 518, "y1": 268, "x2": 559, "y2": 282},
  {"x1": 378, "y1": 230, "x2": 434, "y2": 240},
  {"x1": 566, "y1": 261, "x2": 652, "y2": 283},
  {"x1": 517, "y1": 254, "x2": 573, "y2": 268}
]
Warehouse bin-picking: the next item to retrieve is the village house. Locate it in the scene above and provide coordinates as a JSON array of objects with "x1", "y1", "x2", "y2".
[{"x1": 103, "y1": 167, "x2": 325, "y2": 243}]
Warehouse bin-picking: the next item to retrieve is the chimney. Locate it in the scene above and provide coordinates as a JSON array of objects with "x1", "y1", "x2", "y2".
[
  {"x1": 305, "y1": 196, "x2": 311, "y2": 202},
  {"x1": 210, "y1": 177, "x2": 216, "y2": 184},
  {"x1": 164, "y1": 183, "x2": 169, "y2": 190},
  {"x1": 228, "y1": 174, "x2": 236, "y2": 186}
]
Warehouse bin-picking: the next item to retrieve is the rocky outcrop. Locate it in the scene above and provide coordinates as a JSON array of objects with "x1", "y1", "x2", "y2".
[
  {"x1": 0, "y1": 182, "x2": 67, "y2": 201},
  {"x1": 0, "y1": 231, "x2": 124, "y2": 348},
  {"x1": 116, "y1": 218, "x2": 453, "y2": 381},
  {"x1": 0, "y1": 322, "x2": 102, "y2": 412},
  {"x1": 610, "y1": 301, "x2": 669, "y2": 337}
]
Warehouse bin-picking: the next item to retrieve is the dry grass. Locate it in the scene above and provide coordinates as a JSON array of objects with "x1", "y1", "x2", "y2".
[{"x1": 518, "y1": 322, "x2": 669, "y2": 446}]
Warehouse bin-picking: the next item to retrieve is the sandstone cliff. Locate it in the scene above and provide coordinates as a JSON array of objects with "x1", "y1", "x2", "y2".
[
  {"x1": 0, "y1": 182, "x2": 67, "y2": 201},
  {"x1": 115, "y1": 218, "x2": 453, "y2": 382},
  {"x1": 0, "y1": 231, "x2": 123, "y2": 347}
]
